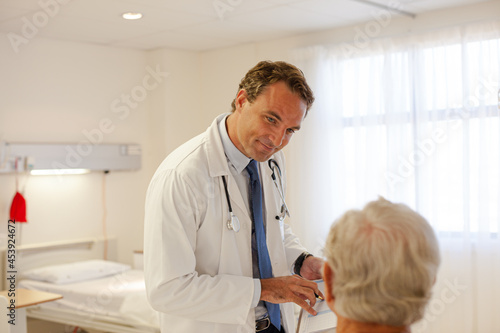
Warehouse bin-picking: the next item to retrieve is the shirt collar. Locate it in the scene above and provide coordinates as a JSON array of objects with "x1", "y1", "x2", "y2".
[{"x1": 218, "y1": 114, "x2": 251, "y2": 174}]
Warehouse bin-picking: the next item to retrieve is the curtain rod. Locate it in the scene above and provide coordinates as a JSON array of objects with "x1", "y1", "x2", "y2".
[{"x1": 350, "y1": 0, "x2": 417, "y2": 19}]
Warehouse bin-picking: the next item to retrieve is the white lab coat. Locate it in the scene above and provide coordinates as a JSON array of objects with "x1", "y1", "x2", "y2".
[{"x1": 144, "y1": 114, "x2": 307, "y2": 333}]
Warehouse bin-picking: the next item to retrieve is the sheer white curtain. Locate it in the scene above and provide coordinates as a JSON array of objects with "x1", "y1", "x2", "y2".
[{"x1": 288, "y1": 21, "x2": 500, "y2": 333}]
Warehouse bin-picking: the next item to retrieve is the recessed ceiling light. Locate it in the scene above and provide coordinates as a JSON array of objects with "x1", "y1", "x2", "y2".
[{"x1": 122, "y1": 12, "x2": 143, "y2": 20}]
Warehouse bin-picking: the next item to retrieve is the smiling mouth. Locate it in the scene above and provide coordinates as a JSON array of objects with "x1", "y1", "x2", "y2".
[{"x1": 259, "y1": 141, "x2": 275, "y2": 152}]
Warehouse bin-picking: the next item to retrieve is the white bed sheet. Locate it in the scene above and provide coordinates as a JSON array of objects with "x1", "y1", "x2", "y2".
[{"x1": 18, "y1": 269, "x2": 159, "y2": 328}]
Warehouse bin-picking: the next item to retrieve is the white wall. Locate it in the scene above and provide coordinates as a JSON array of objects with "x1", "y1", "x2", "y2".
[
  {"x1": 147, "y1": 48, "x2": 204, "y2": 160},
  {"x1": 0, "y1": 35, "x2": 203, "y2": 265}
]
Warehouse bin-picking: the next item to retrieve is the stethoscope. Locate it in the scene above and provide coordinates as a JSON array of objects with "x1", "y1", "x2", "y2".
[{"x1": 223, "y1": 159, "x2": 290, "y2": 232}]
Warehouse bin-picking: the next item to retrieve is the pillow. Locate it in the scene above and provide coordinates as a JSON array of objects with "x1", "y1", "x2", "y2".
[{"x1": 21, "y1": 260, "x2": 131, "y2": 285}]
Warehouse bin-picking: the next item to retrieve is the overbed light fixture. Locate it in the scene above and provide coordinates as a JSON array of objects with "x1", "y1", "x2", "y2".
[
  {"x1": 0, "y1": 143, "x2": 141, "y2": 175},
  {"x1": 122, "y1": 12, "x2": 143, "y2": 20},
  {"x1": 30, "y1": 169, "x2": 91, "y2": 176}
]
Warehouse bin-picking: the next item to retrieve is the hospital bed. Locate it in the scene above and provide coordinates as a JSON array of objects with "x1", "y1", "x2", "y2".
[{"x1": 1, "y1": 237, "x2": 159, "y2": 333}]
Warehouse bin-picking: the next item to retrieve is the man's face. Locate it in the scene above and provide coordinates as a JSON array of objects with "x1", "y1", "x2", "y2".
[{"x1": 228, "y1": 81, "x2": 307, "y2": 162}]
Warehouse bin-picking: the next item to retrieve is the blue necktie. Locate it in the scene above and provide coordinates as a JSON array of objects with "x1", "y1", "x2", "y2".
[{"x1": 246, "y1": 159, "x2": 281, "y2": 330}]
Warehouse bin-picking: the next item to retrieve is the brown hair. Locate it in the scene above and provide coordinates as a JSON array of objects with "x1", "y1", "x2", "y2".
[{"x1": 230, "y1": 60, "x2": 315, "y2": 113}]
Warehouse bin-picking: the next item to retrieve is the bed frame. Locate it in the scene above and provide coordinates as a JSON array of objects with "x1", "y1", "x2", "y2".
[{"x1": 1, "y1": 237, "x2": 159, "y2": 333}]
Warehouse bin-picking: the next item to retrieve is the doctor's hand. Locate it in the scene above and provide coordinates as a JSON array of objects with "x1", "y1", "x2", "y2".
[
  {"x1": 300, "y1": 256, "x2": 324, "y2": 281},
  {"x1": 260, "y1": 275, "x2": 323, "y2": 316}
]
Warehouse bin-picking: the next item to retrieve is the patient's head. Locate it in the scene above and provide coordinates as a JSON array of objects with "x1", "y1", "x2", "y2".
[{"x1": 322, "y1": 197, "x2": 440, "y2": 327}]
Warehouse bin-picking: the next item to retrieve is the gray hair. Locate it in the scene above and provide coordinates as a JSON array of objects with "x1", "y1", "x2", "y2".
[{"x1": 324, "y1": 197, "x2": 440, "y2": 326}]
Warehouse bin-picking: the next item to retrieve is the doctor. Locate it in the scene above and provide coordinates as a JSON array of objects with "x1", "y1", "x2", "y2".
[{"x1": 144, "y1": 60, "x2": 324, "y2": 333}]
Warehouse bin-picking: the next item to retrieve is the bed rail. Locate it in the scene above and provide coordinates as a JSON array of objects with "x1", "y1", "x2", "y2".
[{"x1": 16, "y1": 238, "x2": 96, "y2": 253}]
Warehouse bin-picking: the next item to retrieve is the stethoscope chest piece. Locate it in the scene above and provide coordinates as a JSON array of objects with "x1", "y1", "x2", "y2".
[
  {"x1": 227, "y1": 212, "x2": 240, "y2": 232},
  {"x1": 222, "y1": 176, "x2": 241, "y2": 233}
]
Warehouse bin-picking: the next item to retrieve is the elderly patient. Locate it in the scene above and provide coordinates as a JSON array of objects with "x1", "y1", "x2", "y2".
[{"x1": 322, "y1": 197, "x2": 440, "y2": 333}]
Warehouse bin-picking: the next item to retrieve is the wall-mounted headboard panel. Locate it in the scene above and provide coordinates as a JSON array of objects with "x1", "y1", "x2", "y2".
[{"x1": 1, "y1": 237, "x2": 117, "y2": 290}]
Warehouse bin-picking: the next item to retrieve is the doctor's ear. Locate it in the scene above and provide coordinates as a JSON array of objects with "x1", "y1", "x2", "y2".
[{"x1": 234, "y1": 89, "x2": 249, "y2": 110}]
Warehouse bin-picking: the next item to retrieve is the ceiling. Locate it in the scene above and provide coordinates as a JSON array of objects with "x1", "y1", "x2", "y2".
[{"x1": 0, "y1": 0, "x2": 489, "y2": 52}]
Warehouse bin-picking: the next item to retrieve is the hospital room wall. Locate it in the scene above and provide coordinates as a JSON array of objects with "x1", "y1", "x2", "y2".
[
  {"x1": 0, "y1": 36, "x2": 202, "y2": 266},
  {"x1": 197, "y1": 0, "x2": 500, "y2": 253}
]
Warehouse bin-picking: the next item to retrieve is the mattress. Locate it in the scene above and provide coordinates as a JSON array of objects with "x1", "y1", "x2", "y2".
[{"x1": 18, "y1": 269, "x2": 159, "y2": 329}]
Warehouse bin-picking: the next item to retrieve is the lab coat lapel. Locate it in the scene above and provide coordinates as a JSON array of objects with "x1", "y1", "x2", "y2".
[
  {"x1": 205, "y1": 115, "x2": 253, "y2": 276},
  {"x1": 206, "y1": 114, "x2": 230, "y2": 178},
  {"x1": 217, "y1": 172, "x2": 253, "y2": 276},
  {"x1": 226, "y1": 172, "x2": 250, "y2": 226},
  {"x1": 260, "y1": 158, "x2": 288, "y2": 276},
  {"x1": 205, "y1": 114, "x2": 249, "y2": 216}
]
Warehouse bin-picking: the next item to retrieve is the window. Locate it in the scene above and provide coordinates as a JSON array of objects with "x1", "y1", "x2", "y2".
[{"x1": 332, "y1": 38, "x2": 499, "y2": 233}]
